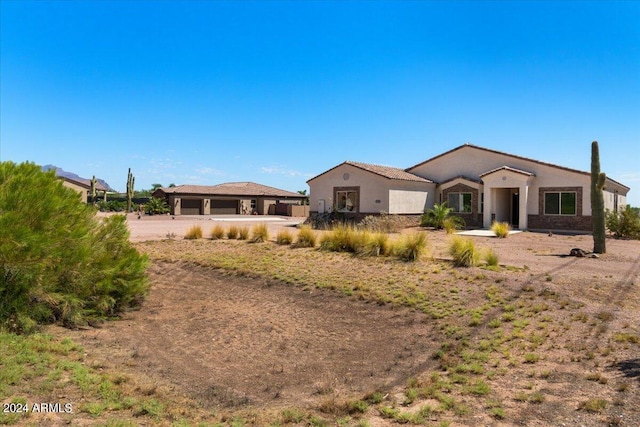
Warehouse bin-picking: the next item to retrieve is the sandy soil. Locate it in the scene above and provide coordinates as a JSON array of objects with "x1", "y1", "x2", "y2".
[{"x1": 59, "y1": 214, "x2": 640, "y2": 426}]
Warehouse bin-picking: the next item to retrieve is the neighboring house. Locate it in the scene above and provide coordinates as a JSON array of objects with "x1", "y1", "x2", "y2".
[
  {"x1": 307, "y1": 144, "x2": 630, "y2": 231},
  {"x1": 152, "y1": 182, "x2": 308, "y2": 216},
  {"x1": 59, "y1": 176, "x2": 109, "y2": 204}
]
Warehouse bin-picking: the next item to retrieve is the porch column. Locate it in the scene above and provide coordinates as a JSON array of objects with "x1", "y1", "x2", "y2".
[
  {"x1": 483, "y1": 187, "x2": 493, "y2": 228},
  {"x1": 519, "y1": 185, "x2": 528, "y2": 230}
]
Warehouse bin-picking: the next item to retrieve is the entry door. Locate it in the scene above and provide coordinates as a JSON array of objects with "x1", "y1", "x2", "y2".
[
  {"x1": 318, "y1": 199, "x2": 325, "y2": 214},
  {"x1": 511, "y1": 193, "x2": 519, "y2": 228}
]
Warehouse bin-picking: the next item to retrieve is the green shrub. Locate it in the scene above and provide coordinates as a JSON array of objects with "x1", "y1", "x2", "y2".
[
  {"x1": 250, "y1": 224, "x2": 269, "y2": 243},
  {"x1": 276, "y1": 229, "x2": 294, "y2": 245},
  {"x1": 238, "y1": 227, "x2": 249, "y2": 240},
  {"x1": 144, "y1": 197, "x2": 169, "y2": 215},
  {"x1": 184, "y1": 225, "x2": 203, "y2": 239},
  {"x1": 392, "y1": 233, "x2": 428, "y2": 261},
  {"x1": 227, "y1": 226, "x2": 239, "y2": 239},
  {"x1": 449, "y1": 236, "x2": 480, "y2": 267},
  {"x1": 491, "y1": 221, "x2": 511, "y2": 238},
  {"x1": 606, "y1": 206, "x2": 640, "y2": 239},
  {"x1": 210, "y1": 225, "x2": 225, "y2": 240},
  {"x1": 0, "y1": 162, "x2": 149, "y2": 333},
  {"x1": 421, "y1": 203, "x2": 464, "y2": 230},
  {"x1": 294, "y1": 225, "x2": 317, "y2": 248}
]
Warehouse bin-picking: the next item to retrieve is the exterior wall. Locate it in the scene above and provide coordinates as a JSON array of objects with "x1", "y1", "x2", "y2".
[
  {"x1": 61, "y1": 180, "x2": 88, "y2": 203},
  {"x1": 527, "y1": 186, "x2": 591, "y2": 230},
  {"x1": 408, "y1": 145, "x2": 594, "y2": 216},
  {"x1": 257, "y1": 198, "x2": 277, "y2": 215},
  {"x1": 440, "y1": 183, "x2": 483, "y2": 227},
  {"x1": 308, "y1": 163, "x2": 434, "y2": 215},
  {"x1": 388, "y1": 189, "x2": 430, "y2": 214}
]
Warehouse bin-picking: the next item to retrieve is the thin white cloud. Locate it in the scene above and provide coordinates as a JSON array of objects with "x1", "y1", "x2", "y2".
[
  {"x1": 260, "y1": 165, "x2": 313, "y2": 178},
  {"x1": 195, "y1": 167, "x2": 225, "y2": 176},
  {"x1": 618, "y1": 172, "x2": 640, "y2": 183}
]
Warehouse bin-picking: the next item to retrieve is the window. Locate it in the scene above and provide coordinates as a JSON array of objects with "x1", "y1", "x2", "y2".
[
  {"x1": 336, "y1": 190, "x2": 357, "y2": 212},
  {"x1": 448, "y1": 192, "x2": 472, "y2": 213},
  {"x1": 544, "y1": 192, "x2": 576, "y2": 215}
]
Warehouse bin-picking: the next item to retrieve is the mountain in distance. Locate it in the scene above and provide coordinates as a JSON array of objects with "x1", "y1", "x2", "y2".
[{"x1": 41, "y1": 165, "x2": 117, "y2": 192}]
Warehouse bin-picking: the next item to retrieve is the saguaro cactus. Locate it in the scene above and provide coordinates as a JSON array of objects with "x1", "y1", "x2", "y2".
[
  {"x1": 126, "y1": 168, "x2": 135, "y2": 213},
  {"x1": 591, "y1": 141, "x2": 606, "y2": 254},
  {"x1": 90, "y1": 175, "x2": 97, "y2": 205}
]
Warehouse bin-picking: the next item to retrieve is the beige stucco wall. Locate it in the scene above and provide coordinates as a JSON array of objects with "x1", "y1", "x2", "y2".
[
  {"x1": 408, "y1": 145, "x2": 600, "y2": 216},
  {"x1": 61, "y1": 180, "x2": 88, "y2": 203},
  {"x1": 308, "y1": 163, "x2": 434, "y2": 214}
]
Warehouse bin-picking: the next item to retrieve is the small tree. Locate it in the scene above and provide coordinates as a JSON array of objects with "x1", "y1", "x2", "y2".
[
  {"x1": 421, "y1": 203, "x2": 465, "y2": 230},
  {"x1": 0, "y1": 162, "x2": 149, "y2": 333},
  {"x1": 591, "y1": 141, "x2": 606, "y2": 254}
]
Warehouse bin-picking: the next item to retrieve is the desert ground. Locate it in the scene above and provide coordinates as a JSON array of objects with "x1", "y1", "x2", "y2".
[{"x1": 18, "y1": 213, "x2": 640, "y2": 426}]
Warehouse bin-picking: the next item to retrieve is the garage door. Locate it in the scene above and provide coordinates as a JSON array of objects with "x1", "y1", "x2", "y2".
[
  {"x1": 210, "y1": 199, "x2": 238, "y2": 215},
  {"x1": 181, "y1": 199, "x2": 201, "y2": 215}
]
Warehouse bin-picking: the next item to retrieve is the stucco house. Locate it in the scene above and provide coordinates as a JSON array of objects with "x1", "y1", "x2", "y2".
[
  {"x1": 59, "y1": 176, "x2": 109, "y2": 204},
  {"x1": 152, "y1": 181, "x2": 308, "y2": 216},
  {"x1": 307, "y1": 144, "x2": 630, "y2": 231}
]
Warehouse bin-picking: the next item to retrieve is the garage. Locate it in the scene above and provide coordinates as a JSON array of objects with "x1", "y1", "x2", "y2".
[
  {"x1": 152, "y1": 182, "x2": 307, "y2": 216},
  {"x1": 210, "y1": 199, "x2": 238, "y2": 215},
  {"x1": 181, "y1": 199, "x2": 201, "y2": 215}
]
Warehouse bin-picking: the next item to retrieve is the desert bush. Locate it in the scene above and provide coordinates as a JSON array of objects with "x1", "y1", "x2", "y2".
[
  {"x1": 484, "y1": 249, "x2": 500, "y2": 267},
  {"x1": 0, "y1": 162, "x2": 149, "y2": 333},
  {"x1": 320, "y1": 225, "x2": 369, "y2": 253},
  {"x1": 97, "y1": 200, "x2": 127, "y2": 212},
  {"x1": 184, "y1": 225, "x2": 203, "y2": 239},
  {"x1": 357, "y1": 232, "x2": 391, "y2": 257},
  {"x1": 227, "y1": 226, "x2": 239, "y2": 239},
  {"x1": 210, "y1": 225, "x2": 225, "y2": 240},
  {"x1": 250, "y1": 224, "x2": 269, "y2": 243},
  {"x1": 606, "y1": 206, "x2": 640, "y2": 239},
  {"x1": 238, "y1": 227, "x2": 249, "y2": 240},
  {"x1": 358, "y1": 211, "x2": 401, "y2": 233},
  {"x1": 392, "y1": 233, "x2": 428, "y2": 262},
  {"x1": 491, "y1": 221, "x2": 511, "y2": 238},
  {"x1": 294, "y1": 225, "x2": 317, "y2": 248},
  {"x1": 276, "y1": 229, "x2": 294, "y2": 245},
  {"x1": 449, "y1": 236, "x2": 480, "y2": 267},
  {"x1": 443, "y1": 217, "x2": 463, "y2": 234},
  {"x1": 421, "y1": 203, "x2": 464, "y2": 230},
  {"x1": 144, "y1": 197, "x2": 169, "y2": 215}
]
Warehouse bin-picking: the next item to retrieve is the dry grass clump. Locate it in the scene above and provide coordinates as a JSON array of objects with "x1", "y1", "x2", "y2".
[
  {"x1": 294, "y1": 225, "x2": 317, "y2": 248},
  {"x1": 184, "y1": 225, "x2": 203, "y2": 240},
  {"x1": 357, "y1": 232, "x2": 391, "y2": 257},
  {"x1": 443, "y1": 217, "x2": 463, "y2": 234},
  {"x1": 238, "y1": 226, "x2": 249, "y2": 240},
  {"x1": 392, "y1": 233, "x2": 428, "y2": 262},
  {"x1": 276, "y1": 229, "x2": 294, "y2": 245},
  {"x1": 491, "y1": 221, "x2": 511, "y2": 238},
  {"x1": 210, "y1": 225, "x2": 225, "y2": 240},
  {"x1": 484, "y1": 248, "x2": 499, "y2": 267},
  {"x1": 249, "y1": 224, "x2": 269, "y2": 243},
  {"x1": 227, "y1": 226, "x2": 239, "y2": 239},
  {"x1": 319, "y1": 225, "x2": 367, "y2": 253},
  {"x1": 449, "y1": 236, "x2": 479, "y2": 267}
]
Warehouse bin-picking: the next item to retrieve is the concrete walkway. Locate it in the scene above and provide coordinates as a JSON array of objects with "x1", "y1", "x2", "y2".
[{"x1": 455, "y1": 229, "x2": 523, "y2": 237}]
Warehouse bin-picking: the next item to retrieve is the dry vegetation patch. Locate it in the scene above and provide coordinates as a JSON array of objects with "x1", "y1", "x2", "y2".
[{"x1": 7, "y1": 231, "x2": 639, "y2": 426}]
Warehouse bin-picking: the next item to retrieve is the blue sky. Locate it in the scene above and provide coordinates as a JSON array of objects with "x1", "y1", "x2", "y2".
[{"x1": 1, "y1": 0, "x2": 639, "y2": 205}]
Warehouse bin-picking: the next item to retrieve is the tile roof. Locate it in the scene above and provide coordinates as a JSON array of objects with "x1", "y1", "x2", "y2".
[
  {"x1": 479, "y1": 166, "x2": 536, "y2": 177},
  {"x1": 155, "y1": 182, "x2": 305, "y2": 198},
  {"x1": 307, "y1": 161, "x2": 432, "y2": 183},
  {"x1": 406, "y1": 143, "x2": 630, "y2": 190},
  {"x1": 61, "y1": 176, "x2": 109, "y2": 192}
]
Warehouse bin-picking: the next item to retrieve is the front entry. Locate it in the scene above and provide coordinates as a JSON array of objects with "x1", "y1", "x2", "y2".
[{"x1": 511, "y1": 192, "x2": 519, "y2": 228}]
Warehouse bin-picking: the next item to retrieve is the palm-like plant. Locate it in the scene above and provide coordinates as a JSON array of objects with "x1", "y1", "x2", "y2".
[
  {"x1": 421, "y1": 203, "x2": 464, "y2": 230},
  {"x1": 144, "y1": 197, "x2": 169, "y2": 215}
]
